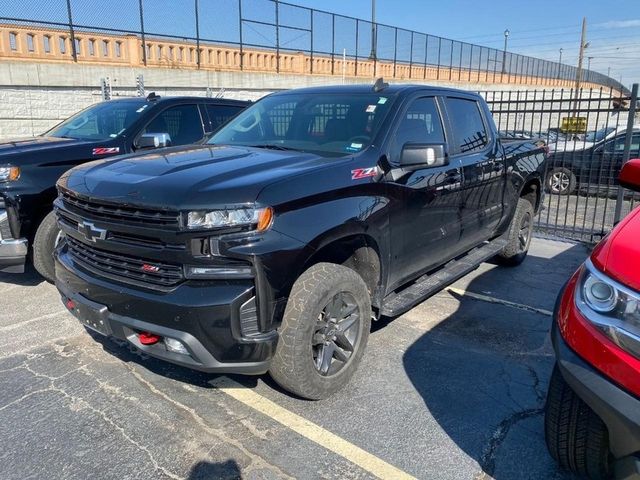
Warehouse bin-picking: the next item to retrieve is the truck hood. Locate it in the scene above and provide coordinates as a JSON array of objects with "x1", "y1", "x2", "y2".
[
  {"x1": 0, "y1": 136, "x2": 89, "y2": 155},
  {"x1": 58, "y1": 145, "x2": 338, "y2": 209}
]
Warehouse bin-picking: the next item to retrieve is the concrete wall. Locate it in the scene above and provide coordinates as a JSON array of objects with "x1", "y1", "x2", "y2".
[{"x1": 0, "y1": 60, "x2": 625, "y2": 139}]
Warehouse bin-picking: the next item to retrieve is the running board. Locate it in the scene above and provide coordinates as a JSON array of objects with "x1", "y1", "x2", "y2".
[{"x1": 380, "y1": 237, "x2": 508, "y2": 317}]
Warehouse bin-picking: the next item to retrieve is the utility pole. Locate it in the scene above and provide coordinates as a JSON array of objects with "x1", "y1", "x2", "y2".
[
  {"x1": 607, "y1": 66, "x2": 611, "y2": 77},
  {"x1": 557, "y1": 47, "x2": 563, "y2": 79},
  {"x1": 587, "y1": 56, "x2": 593, "y2": 71},
  {"x1": 369, "y1": 0, "x2": 377, "y2": 59},
  {"x1": 572, "y1": 17, "x2": 588, "y2": 114},
  {"x1": 501, "y1": 29, "x2": 509, "y2": 75}
]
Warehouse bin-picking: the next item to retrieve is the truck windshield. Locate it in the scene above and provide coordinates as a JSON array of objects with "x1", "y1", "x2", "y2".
[
  {"x1": 208, "y1": 93, "x2": 394, "y2": 157},
  {"x1": 45, "y1": 100, "x2": 149, "y2": 141},
  {"x1": 585, "y1": 126, "x2": 616, "y2": 143}
]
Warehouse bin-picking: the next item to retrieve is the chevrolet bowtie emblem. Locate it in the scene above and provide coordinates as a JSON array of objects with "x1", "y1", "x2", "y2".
[{"x1": 77, "y1": 221, "x2": 107, "y2": 243}]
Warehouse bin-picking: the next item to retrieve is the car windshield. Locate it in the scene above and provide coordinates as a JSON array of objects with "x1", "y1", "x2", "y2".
[
  {"x1": 45, "y1": 100, "x2": 150, "y2": 141},
  {"x1": 585, "y1": 126, "x2": 616, "y2": 143},
  {"x1": 208, "y1": 92, "x2": 395, "y2": 157}
]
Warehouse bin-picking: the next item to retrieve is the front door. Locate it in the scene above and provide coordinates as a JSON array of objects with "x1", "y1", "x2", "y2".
[{"x1": 387, "y1": 96, "x2": 463, "y2": 289}]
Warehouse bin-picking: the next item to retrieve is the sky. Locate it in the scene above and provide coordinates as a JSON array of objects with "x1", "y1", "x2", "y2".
[{"x1": 290, "y1": 0, "x2": 640, "y2": 90}]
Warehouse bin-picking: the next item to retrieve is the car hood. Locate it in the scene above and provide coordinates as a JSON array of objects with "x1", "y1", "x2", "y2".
[
  {"x1": 591, "y1": 206, "x2": 640, "y2": 292},
  {"x1": 58, "y1": 144, "x2": 337, "y2": 210},
  {"x1": 0, "y1": 136, "x2": 90, "y2": 155},
  {"x1": 550, "y1": 141, "x2": 594, "y2": 152}
]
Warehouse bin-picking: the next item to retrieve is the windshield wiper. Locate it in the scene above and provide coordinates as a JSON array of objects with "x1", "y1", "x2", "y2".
[{"x1": 247, "y1": 144, "x2": 302, "y2": 152}]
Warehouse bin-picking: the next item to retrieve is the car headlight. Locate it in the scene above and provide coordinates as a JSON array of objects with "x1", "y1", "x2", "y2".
[
  {"x1": 576, "y1": 259, "x2": 640, "y2": 359},
  {"x1": 0, "y1": 166, "x2": 20, "y2": 182},
  {"x1": 185, "y1": 206, "x2": 273, "y2": 231}
]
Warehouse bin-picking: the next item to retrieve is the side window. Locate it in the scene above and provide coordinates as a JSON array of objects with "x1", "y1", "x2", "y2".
[
  {"x1": 393, "y1": 97, "x2": 445, "y2": 153},
  {"x1": 206, "y1": 104, "x2": 244, "y2": 132},
  {"x1": 611, "y1": 134, "x2": 640, "y2": 153},
  {"x1": 444, "y1": 97, "x2": 488, "y2": 154},
  {"x1": 143, "y1": 104, "x2": 204, "y2": 145}
]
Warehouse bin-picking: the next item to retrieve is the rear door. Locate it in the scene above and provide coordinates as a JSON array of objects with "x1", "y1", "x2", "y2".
[
  {"x1": 386, "y1": 95, "x2": 463, "y2": 289},
  {"x1": 442, "y1": 96, "x2": 504, "y2": 250}
]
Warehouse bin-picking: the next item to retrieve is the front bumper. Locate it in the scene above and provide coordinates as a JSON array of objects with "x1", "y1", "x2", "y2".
[
  {"x1": 55, "y1": 247, "x2": 278, "y2": 375},
  {"x1": 0, "y1": 210, "x2": 27, "y2": 273},
  {"x1": 552, "y1": 322, "x2": 640, "y2": 475}
]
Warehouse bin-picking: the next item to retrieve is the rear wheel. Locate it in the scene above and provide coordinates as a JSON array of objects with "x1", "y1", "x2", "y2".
[
  {"x1": 269, "y1": 262, "x2": 371, "y2": 400},
  {"x1": 545, "y1": 365, "x2": 611, "y2": 479},
  {"x1": 496, "y1": 197, "x2": 534, "y2": 266},
  {"x1": 33, "y1": 211, "x2": 63, "y2": 283}
]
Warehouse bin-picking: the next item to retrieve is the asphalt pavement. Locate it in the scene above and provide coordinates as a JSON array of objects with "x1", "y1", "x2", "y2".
[{"x1": 0, "y1": 238, "x2": 588, "y2": 480}]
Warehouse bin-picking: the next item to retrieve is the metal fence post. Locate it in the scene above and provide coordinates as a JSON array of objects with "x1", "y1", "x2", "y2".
[
  {"x1": 423, "y1": 35, "x2": 428, "y2": 80},
  {"x1": 138, "y1": 0, "x2": 147, "y2": 66},
  {"x1": 613, "y1": 83, "x2": 639, "y2": 224},
  {"x1": 309, "y1": 9, "x2": 314, "y2": 74},
  {"x1": 65, "y1": 0, "x2": 77, "y2": 62},
  {"x1": 436, "y1": 37, "x2": 441, "y2": 80},
  {"x1": 331, "y1": 14, "x2": 335, "y2": 75},
  {"x1": 355, "y1": 19, "x2": 359, "y2": 76},
  {"x1": 238, "y1": 0, "x2": 243, "y2": 70},
  {"x1": 393, "y1": 27, "x2": 398, "y2": 78},
  {"x1": 408, "y1": 31, "x2": 414, "y2": 79},
  {"x1": 195, "y1": 0, "x2": 201, "y2": 69},
  {"x1": 275, "y1": 0, "x2": 280, "y2": 73}
]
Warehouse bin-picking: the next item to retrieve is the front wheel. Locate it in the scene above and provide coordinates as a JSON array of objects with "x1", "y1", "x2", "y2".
[
  {"x1": 269, "y1": 262, "x2": 371, "y2": 400},
  {"x1": 33, "y1": 211, "x2": 63, "y2": 283},
  {"x1": 496, "y1": 197, "x2": 534, "y2": 266},
  {"x1": 545, "y1": 365, "x2": 611, "y2": 479}
]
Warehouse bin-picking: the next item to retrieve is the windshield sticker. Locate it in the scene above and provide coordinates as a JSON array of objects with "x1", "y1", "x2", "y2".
[
  {"x1": 366, "y1": 104, "x2": 377, "y2": 113},
  {"x1": 351, "y1": 167, "x2": 378, "y2": 180},
  {"x1": 378, "y1": 97, "x2": 388, "y2": 104},
  {"x1": 93, "y1": 147, "x2": 120, "y2": 155},
  {"x1": 109, "y1": 133, "x2": 118, "y2": 138},
  {"x1": 345, "y1": 142, "x2": 363, "y2": 153}
]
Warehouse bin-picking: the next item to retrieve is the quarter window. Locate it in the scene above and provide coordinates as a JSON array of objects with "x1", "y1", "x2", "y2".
[{"x1": 445, "y1": 97, "x2": 488, "y2": 154}]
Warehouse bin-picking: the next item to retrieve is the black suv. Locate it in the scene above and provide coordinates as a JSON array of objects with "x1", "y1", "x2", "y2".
[
  {"x1": 0, "y1": 95, "x2": 248, "y2": 280},
  {"x1": 54, "y1": 82, "x2": 547, "y2": 399}
]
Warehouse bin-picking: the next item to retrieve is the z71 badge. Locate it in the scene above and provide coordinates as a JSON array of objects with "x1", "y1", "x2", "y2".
[
  {"x1": 351, "y1": 167, "x2": 378, "y2": 180},
  {"x1": 92, "y1": 147, "x2": 120, "y2": 156}
]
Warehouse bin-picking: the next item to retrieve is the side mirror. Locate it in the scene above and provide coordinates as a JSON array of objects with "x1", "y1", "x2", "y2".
[
  {"x1": 619, "y1": 158, "x2": 640, "y2": 192},
  {"x1": 400, "y1": 143, "x2": 448, "y2": 170},
  {"x1": 136, "y1": 133, "x2": 171, "y2": 150}
]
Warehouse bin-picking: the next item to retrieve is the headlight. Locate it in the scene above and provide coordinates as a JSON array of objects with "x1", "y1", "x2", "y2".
[
  {"x1": 577, "y1": 259, "x2": 640, "y2": 359},
  {"x1": 0, "y1": 166, "x2": 20, "y2": 182},
  {"x1": 185, "y1": 206, "x2": 273, "y2": 231}
]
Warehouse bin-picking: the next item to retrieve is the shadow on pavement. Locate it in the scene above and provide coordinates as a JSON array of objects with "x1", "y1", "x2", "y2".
[
  {"x1": 0, "y1": 264, "x2": 45, "y2": 287},
  {"x1": 187, "y1": 459, "x2": 242, "y2": 480},
  {"x1": 402, "y1": 243, "x2": 587, "y2": 479}
]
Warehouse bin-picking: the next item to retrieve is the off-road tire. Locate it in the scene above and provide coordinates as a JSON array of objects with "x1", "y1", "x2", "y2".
[
  {"x1": 545, "y1": 365, "x2": 611, "y2": 480},
  {"x1": 33, "y1": 211, "x2": 62, "y2": 283},
  {"x1": 546, "y1": 167, "x2": 577, "y2": 196},
  {"x1": 269, "y1": 262, "x2": 371, "y2": 400},
  {"x1": 496, "y1": 197, "x2": 534, "y2": 266}
]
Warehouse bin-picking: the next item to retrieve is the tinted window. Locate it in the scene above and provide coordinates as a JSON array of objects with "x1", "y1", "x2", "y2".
[
  {"x1": 46, "y1": 100, "x2": 148, "y2": 141},
  {"x1": 143, "y1": 104, "x2": 204, "y2": 145},
  {"x1": 445, "y1": 98, "x2": 488, "y2": 154},
  {"x1": 206, "y1": 104, "x2": 244, "y2": 131},
  {"x1": 393, "y1": 97, "x2": 444, "y2": 152},
  {"x1": 606, "y1": 134, "x2": 640, "y2": 153},
  {"x1": 208, "y1": 93, "x2": 395, "y2": 157}
]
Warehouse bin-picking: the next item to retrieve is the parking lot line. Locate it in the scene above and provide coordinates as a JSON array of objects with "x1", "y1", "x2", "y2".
[
  {"x1": 445, "y1": 287, "x2": 553, "y2": 317},
  {"x1": 210, "y1": 376, "x2": 417, "y2": 480}
]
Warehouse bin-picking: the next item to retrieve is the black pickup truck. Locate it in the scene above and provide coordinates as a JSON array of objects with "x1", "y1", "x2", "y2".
[
  {"x1": 0, "y1": 95, "x2": 248, "y2": 281},
  {"x1": 54, "y1": 82, "x2": 547, "y2": 399}
]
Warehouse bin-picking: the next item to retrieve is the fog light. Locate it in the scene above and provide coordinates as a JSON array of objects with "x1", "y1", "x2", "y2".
[{"x1": 164, "y1": 337, "x2": 189, "y2": 355}]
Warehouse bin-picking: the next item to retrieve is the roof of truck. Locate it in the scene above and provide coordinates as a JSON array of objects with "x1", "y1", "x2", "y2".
[{"x1": 272, "y1": 83, "x2": 481, "y2": 97}]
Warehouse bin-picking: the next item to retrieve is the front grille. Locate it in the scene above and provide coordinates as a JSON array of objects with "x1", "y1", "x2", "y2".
[
  {"x1": 60, "y1": 190, "x2": 180, "y2": 228},
  {"x1": 66, "y1": 236, "x2": 183, "y2": 289}
]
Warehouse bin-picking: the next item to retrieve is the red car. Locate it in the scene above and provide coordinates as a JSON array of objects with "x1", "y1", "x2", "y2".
[{"x1": 545, "y1": 158, "x2": 640, "y2": 479}]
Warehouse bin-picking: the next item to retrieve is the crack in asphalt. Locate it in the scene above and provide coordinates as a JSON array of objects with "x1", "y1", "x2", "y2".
[{"x1": 476, "y1": 407, "x2": 545, "y2": 479}]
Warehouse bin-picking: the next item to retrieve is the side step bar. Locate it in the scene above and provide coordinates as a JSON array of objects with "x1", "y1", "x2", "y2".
[{"x1": 380, "y1": 237, "x2": 508, "y2": 317}]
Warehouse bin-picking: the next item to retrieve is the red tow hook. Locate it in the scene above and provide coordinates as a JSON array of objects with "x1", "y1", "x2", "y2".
[
  {"x1": 65, "y1": 298, "x2": 76, "y2": 310},
  {"x1": 138, "y1": 332, "x2": 161, "y2": 345}
]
